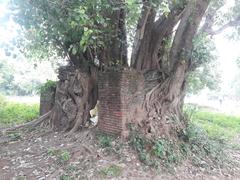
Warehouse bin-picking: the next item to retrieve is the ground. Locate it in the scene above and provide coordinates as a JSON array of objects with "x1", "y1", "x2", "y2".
[{"x1": 1, "y1": 127, "x2": 240, "y2": 180}]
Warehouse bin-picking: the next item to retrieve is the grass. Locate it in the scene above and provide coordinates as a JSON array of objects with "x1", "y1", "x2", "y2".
[
  {"x1": 189, "y1": 106, "x2": 240, "y2": 141},
  {"x1": 99, "y1": 164, "x2": 122, "y2": 177},
  {"x1": 0, "y1": 95, "x2": 39, "y2": 126},
  {"x1": 47, "y1": 148, "x2": 71, "y2": 165}
]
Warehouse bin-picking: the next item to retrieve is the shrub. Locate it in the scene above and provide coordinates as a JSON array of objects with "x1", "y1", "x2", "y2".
[{"x1": 40, "y1": 80, "x2": 56, "y2": 94}]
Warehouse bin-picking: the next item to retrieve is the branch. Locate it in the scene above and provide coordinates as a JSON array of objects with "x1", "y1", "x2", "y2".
[
  {"x1": 199, "y1": 2, "x2": 240, "y2": 36},
  {"x1": 209, "y1": 16, "x2": 240, "y2": 35},
  {"x1": 130, "y1": 1, "x2": 154, "y2": 67},
  {"x1": 1, "y1": 111, "x2": 52, "y2": 135},
  {"x1": 199, "y1": 1, "x2": 224, "y2": 34},
  {"x1": 169, "y1": 0, "x2": 210, "y2": 71}
]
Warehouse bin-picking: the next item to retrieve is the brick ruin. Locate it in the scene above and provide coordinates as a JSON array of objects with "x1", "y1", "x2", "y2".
[
  {"x1": 98, "y1": 69, "x2": 147, "y2": 136},
  {"x1": 40, "y1": 87, "x2": 55, "y2": 116},
  {"x1": 39, "y1": 68, "x2": 160, "y2": 136}
]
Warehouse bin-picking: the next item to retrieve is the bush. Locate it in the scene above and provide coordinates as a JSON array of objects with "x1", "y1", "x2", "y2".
[
  {"x1": 129, "y1": 122, "x2": 227, "y2": 168},
  {"x1": 186, "y1": 123, "x2": 226, "y2": 165},
  {"x1": 40, "y1": 80, "x2": 56, "y2": 94}
]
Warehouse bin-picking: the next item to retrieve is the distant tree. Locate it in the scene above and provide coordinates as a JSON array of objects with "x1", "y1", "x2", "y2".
[
  {"x1": 0, "y1": 58, "x2": 43, "y2": 96},
  {"x1": 187, "y1": 34, "x2": 221, "y2": 95},
  {"x1": 0, "y1": 59, "x2": 16, "y2": 95}
]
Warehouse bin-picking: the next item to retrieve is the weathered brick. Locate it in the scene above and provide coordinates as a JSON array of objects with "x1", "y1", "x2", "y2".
[{"x1": 98, "y1": 69, "x2": 145, "y2": 136}]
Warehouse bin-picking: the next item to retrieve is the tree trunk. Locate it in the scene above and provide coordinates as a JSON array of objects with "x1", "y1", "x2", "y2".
[
  {"x1": 49, "y1": 65, "x2": 98, "y2": 133},
  {"x1": 138, "y1": 65, "x2": 187, "y2": 139},
  {"x1": 131, "y1": 0, "x2": 210, "y2": 139}
]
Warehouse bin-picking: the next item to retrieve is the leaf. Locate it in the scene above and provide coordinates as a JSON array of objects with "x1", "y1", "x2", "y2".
[{"x1": 72, "y1": 46, "x2": 77, "y2": 55}]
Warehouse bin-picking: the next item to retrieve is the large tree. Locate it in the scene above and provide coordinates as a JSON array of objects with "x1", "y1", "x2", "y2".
[{"x1": 9, "y1": 0, "x2": 240, "y2": 138}]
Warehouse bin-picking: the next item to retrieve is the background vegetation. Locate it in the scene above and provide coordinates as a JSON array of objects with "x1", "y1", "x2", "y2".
[
  {"x1": 0, "y1": 95, "x2": 39, "y2": 127},
  {"x1": 185, "y1": 104, "x2": 240, "y2": 141}
]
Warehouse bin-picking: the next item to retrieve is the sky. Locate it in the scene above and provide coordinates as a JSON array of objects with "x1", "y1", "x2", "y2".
[
  {"x1": 0, "y1": 1, "x2": 239, "y2": 96},
  {"x1": 214, "y1": 30, "x2": 240, "y2": 94}
]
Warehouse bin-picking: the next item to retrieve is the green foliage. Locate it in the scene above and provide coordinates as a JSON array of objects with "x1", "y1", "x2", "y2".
[
  {"x1": 191, "y1": 109, "x2": 240, "y2": 141},
  {"x1": 7, "y1": 132, "x2": 22, "y2": 141},
  {"x1": 0, "y1": 58, "x2": 44, "y2": 96},
  {"x1": 0, "y1": 59, "x2": 15, "y2": 94},
  {"x1": 9, "y1": 0, "x2": 115, "y2": 60},
  {"x1": 129, "y1": 106, "x2": 238, "y2": 168},
  {"x1": 130, "y1": 133, "x2": 147, "y2": 152},
  {"x1": 98, "y1": 133, "x2": 113, "y2": 148},
  {"x1": 130, "y1": 133, "x2": 182, "y2": 167},
  {"x1": 47, "y1": 149, "x2": 71, "y2": 165},
  {"x1": 40, "y1": 80, "x2": 56, "y2": 94},
  {"x1": 184, "y1": 104, "x2": 240, "y2": 165},
  {"x1": 126, "y1": 0, "x2": 141, "y2": 42},
  {"x1": 59, "y1": 174, "x2": 74, "y2": 180},
  {"x1": 153, "y1": 139, "x2": 182, "y2": 164},
  {"x1": 99, "y1": 164, "x2": 122, "y2": 177},
  {"x1": 187, "y1": 34, "x2": 220, "y2": 95},
  {"x1": 58, "y1": 150, "x2": 71, "y2": 164},
  {"x1": 185, "y1": 123, "x2": 226, "y2": 165},
  {"x1": 0, "y1": 95, "x2": 39, "y2": 126}
]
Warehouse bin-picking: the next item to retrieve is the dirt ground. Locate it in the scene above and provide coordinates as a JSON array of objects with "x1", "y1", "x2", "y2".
[{"x1": 1, "y1": 128, "x2": 240, "y2": 180}]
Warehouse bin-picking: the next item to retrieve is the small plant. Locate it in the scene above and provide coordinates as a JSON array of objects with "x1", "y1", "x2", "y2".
[
  {"x1": 99, "y1": 164, "x2": 122, "y2": 177},
  {"x1": 98, "y1": 134, "x2": 113, "y2": 148},
  {"x1": 66, "y1": 165, "x2": 77, "y2": 173},
  {"x1": 58, "y1": 150, "x2": 71, "y2": 164},
  {"x1": 7, "y1": 132, "x2": 22, "y2": 141},
  {"x1": 130, "y1": 134, "x2": 147, "y2": 152},
  {"x1": 153, "y1": 139, "x2": 182, "y2": 164},
  {"x1": 47, "y1": 148, "x2": 71, "y2": 165},
  {"x1": 47, "y1": 148, "x2": 58, "y2": 156},
  {"x1": 59, "y1": 174, "x2": 74, "y2": 180}
]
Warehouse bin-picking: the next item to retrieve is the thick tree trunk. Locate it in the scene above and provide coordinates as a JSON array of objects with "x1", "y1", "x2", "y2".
[
  {"x1": 131, "y1": 0, "x2": 210, "y2": 139},
  {"x1": 49, "y1": 65, "x2": 98, "y2": 133},
  {"x1": 139, "y1": 64, "x2": 187, "y2": 139}
]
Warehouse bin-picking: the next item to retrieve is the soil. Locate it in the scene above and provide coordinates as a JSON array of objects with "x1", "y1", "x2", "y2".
[{"x1": 0, "y1": 127, "x2": 240, "y2": 180}]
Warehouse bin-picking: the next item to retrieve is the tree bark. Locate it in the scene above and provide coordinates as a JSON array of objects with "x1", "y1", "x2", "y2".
[
  {"x1": 99, "y1": 0, "x2": 128, "y2": 66},
  {"x1": 49, "y1": 65, "x2": 98, "y2": 133},
  {"x1": 131, "y1": 0, "x2": 210, "y2": 139},
  {"x1": 131, "y1": 1, "x2": 185, "y2": 72}
]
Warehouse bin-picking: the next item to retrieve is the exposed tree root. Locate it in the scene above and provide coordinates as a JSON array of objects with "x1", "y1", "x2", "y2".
[
  {"x1": 1, "y1": 111, "x2": 52, "y2": 136},
  {"x1": 50, "y1": 66, "x2": 97, "y2": 133}
]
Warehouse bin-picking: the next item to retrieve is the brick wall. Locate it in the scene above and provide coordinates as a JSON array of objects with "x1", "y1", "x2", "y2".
[
  {"x1": 40, "y1": 87, "x2": 55, "y2": 116},
  {"x1": 98, "y1": 69, "x2": 145, "y2": 136}
]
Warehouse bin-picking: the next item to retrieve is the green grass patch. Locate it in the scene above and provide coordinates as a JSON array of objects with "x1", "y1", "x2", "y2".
[
  {"x1": 0, "y1": 96, "x2": 39, "y2": 126},
  {"x1": 99, "y1": 164, "x2": 122, "y2": 177},
  {"x1": 190, "y1": 107, "x2": 240, "y2": 141}
]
